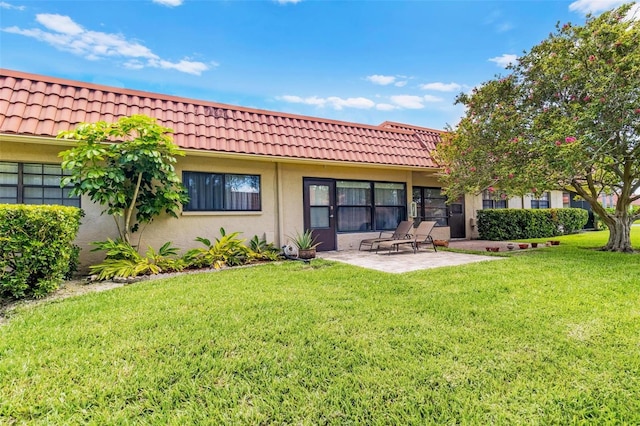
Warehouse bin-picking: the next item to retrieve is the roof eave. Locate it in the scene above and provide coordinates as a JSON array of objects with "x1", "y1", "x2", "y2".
[{"x1": 0, "y1": 133, "x2": 441, "y2": 172}]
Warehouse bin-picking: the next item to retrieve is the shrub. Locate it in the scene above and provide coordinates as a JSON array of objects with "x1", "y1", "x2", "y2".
[
  {"x1": 249, "y1": 235, "x2": 282, "y2": 261},
  {"x1": 555, "y1": 208, "x2": 590, "y2": 234},
  {"x1": 478, "y1": 208, "x2": 588, "y2": 241},
  {"x1": 0, "y1": 204, "x2": 82, "y2": 298},
  {"x1": 64, "y1": 244, "x2": 81, "y2": 280},
  {"x1": 184, "y1": 228, "x2": 251, "y2": 269},
  {"x1": 89, "y1": 239, "x2": 185, "y2": 280}
]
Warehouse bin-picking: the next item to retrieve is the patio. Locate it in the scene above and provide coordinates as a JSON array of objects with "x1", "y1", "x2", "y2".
[{"x1": 316, "y1": 240, "x2": 511, "y2": 273}]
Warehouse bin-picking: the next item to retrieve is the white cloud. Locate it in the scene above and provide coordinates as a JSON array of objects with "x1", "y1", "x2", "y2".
[
  {"x1": 280, "y1": 92, "x2": 440, "y2": 111},
  {"x1": 123, "y1": 60, "x2": 145, "y2": 70},
  {"x1": 148, "y1": 58, "x2": 211, "y2": 75},
  {"x1": 569, "y1": 0, "x2": 640, "y2": 19},
  {"x1": 328, "y1": 97, "x2": 376, "y2": 110},
  {"x1": 37, "y1": 13, "x2": 83, "y2": 35},
  {"x1": 153, "y1": 0, "x2": 184, "y2": 6},
  {"x1": 0, "y1": 2, "x2": 25, "y2": 10},
  {"x1": 3, "y1": 14, "x2": 210, "y2": 75},
  {"x1": 279, "y1": 95, "x2": 380, "y2": 110},
  {"x1": 568, "y1": 0, "x2": 625, "y2": 14},
  {"x1": 394, "y1": 80, "x2": 407, "y2": 87},
  {"x1": 376, "y1": 103, "x2": 398, "y2": 111},
  {"x1": 489, "y1": 53, "x2": 517, "y2": 68},
  {"x1": 365, "y1": 74, "x2": 396, "y2": 85},
  {"x1": 423, "y1": 94, "x2": 444, "y2": 103},
  {"x1": 279, "y1": 95, "x2": 326, "y2": 106},
  {"x1": 390, "y1": 95, "x2": 425, "y2": 109},
  {"x1": 569, "y1": 1, "x2": 640, "y2": 20},
  {"x1": 419, "y1": 82, "x2": 462, "y2": 92},
  {"x1": 275, "y1": 0, "x2": 302, "y2": 3}
]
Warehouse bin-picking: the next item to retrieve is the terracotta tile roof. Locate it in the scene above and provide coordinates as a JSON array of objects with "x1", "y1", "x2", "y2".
[
  {"x1": 0, "y1": 69, "x2": 440, "y2": 168},
  {"x1": 379, "y1": 121, "x2": 444, "y2": 154}
]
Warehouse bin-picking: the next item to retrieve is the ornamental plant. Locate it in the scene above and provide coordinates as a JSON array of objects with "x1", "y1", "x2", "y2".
[
  {"x1": 89, "y1": 239, "x2": 186, "y2": 280},
  {"x1": 288, "y1": 229, "x2": 321, "y2": 251},
  {"x1": 0, "y1": 204, "x2": 82, "y2": 298},
  {"x1": 59, "y1": 115, "x2": 189, "y2": 245},
  {"x1": 184, "y1": 228, "x2": 252, "y2": 269},
  {"x1": 436, "y1": 4, "x2": 640, "y2": 252}
]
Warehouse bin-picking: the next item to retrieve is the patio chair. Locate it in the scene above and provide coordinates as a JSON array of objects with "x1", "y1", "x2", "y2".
[
  {"x1": 358, "y1": 220, "x2": 413, "y2": 251},
  {"x1": 376, "y1": 220, "x2": 438, "y2": 254}
]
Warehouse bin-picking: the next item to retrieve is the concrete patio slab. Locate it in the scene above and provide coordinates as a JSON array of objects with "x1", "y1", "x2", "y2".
[{"x1": 316, "y1": 247, "x2": 504, "y2": 274}]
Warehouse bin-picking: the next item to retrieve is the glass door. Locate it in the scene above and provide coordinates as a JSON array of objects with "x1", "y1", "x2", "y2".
[{"x1": 303, "y1": 178, "x2": 336, "y2": 251}]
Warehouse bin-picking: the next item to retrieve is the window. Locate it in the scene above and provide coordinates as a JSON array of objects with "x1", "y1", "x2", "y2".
[
  {"x1": 413, "y1": 187, "x2": 449, "y2": 226},
  {"x1": 374, "y1": 182, "x2": 406, "y2": 230},
  {"x1": 336, "y1": 180, "x2": 405, "y2": 232},
  {"x1": 0, "y1": 162, "x2": 80, "y2": 206},
  {"x1": 482, "y1": 190, "x2": 507, "y2": 209},
  {"x1": 531, "y1": 192, "x2": 550, "y2": 209},
  {"x1": 183, "y1": 171, "x2": 260, "y2": 211},
  {"x1": 336, "y1": 181, "x2": 371, "y2": 231}
]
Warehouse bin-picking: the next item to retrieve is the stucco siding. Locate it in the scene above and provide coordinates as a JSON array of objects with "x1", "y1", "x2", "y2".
[{"x1": 277, "y1": 163, "x2": 414, "y2": 250}]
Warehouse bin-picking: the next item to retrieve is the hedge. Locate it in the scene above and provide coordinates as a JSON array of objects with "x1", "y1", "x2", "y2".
[
  {"x1": 477, "y1": 208, "x2": 588, "y2": 241},
  {"x1": 0, "y1": 204, "x2": 82, "y2": 299}
]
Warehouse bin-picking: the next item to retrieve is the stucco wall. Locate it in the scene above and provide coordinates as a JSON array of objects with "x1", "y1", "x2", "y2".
[
  {"x1": 1, "y1": 140, "x2": 119, "y2": 267},
  {"x1": 1, "y1": 140, "x2": 282, "y2": 268},
  {"x1": 137, "y1": 154, "x2": 278, "y2": 256},
  {"x1": 277, "y1": 163, "x2": 419, "y2": 250},
  {"x1": 2, "y1": 136, "x2": 569, "y2": 270}
]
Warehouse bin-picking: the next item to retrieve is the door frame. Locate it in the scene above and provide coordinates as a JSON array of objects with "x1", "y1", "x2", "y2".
[
  {"x1": 302, "y1": 178, "x2": 337, "y2": 251},
  {"x1": 412, "y1": 186, "x2": 466, "y2": 238}
]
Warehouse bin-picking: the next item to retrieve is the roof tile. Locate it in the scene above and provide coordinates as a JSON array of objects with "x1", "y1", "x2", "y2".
[{"x1": 1, "y1": 69, "x2": 441, "y2": 168}]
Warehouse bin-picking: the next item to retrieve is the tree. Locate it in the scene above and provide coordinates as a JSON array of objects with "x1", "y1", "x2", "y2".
[
  {"x1": 436, "y1": 4, "x2": 640, "y2": 252},
  {"x1": 59, "y1": 115, "x2": 189, "y2": 245}
]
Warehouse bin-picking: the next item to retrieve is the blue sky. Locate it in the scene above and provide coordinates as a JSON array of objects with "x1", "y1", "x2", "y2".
[{"x1": 0, "y1": 0, "x2": 634, "y2": 130}]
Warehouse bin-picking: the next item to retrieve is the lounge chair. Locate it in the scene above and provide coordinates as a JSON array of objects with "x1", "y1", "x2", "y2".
[
  {"x1": 358, "y1": 220, "x2": 413, "y2": 251},
  {"x1": 376, "y1": 220, "x2": 438, "y2": 254}
]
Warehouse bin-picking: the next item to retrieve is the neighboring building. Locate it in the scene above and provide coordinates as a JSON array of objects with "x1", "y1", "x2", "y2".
[
  {"x1": 0, "y1": 69, "x2": 563, "y2": 265},
  {"x1": 599, "y1": 192, "x2": 640, "y2": 209}
]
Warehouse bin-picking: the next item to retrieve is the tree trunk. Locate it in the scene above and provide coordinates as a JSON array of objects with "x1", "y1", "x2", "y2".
[
  {"x1": 571, "y1": 181, "x2": 634, "y2": 253},
  {"x1": 603, "y1": 214, "x2": 633, "y2": 253}
]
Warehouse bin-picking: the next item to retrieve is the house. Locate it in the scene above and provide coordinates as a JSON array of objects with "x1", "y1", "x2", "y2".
[{"x1": 0, "y1": 69, "x2": 563, "y2": 266}]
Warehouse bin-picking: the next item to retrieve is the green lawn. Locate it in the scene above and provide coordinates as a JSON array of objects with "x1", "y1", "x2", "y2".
[{"x1": 1, "y1": 230, "x2": 639, "y2": 424}]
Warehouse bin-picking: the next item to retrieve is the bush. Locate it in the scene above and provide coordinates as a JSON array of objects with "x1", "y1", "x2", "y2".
[
  {"x1": 0, "y1": 204, "x2": 82, "y2": 298},
  {"x1": 64, "y1": 244, "x2": 81, "y2": 280},
  {"x1": 477, "y1": 208, "x2": 588, "y2": 241},
  {"x1": 184, "y1": 228, "x2": 251, "y2": 269},
  {"x1": 89, "y1": 239, "x2": 185, "y2": 280},
  {"x1": 249, "y1": 235, "x2": 282, "y2": 261}
]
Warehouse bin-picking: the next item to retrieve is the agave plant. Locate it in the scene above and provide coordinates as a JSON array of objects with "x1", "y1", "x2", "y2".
[{"x1": 288, "y1": 229, "x2": 321, "y2": 250}]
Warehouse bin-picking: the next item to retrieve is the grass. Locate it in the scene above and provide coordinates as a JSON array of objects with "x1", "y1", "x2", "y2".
[{"x1": 1, "y1": 230, "x2": 639, "y2": 424}]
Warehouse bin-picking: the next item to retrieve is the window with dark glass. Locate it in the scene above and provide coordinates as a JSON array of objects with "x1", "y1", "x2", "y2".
[
  {"x1": 413, "y1": 187, "x2": 449, "y2": 226},
  {"x1": 183, "y1": 171, "x2": 260, "y2": 211},
  {"x1": 336, "y1": 180, "x2": 406, "y2": 232},
  {"x1": 531, "y1": 192, "x2": 550, "y2": 209},
  {"x1": 482, "y1": 190, "x2": 507, "y2": 209},
  {"x1": 336, "y1": 181, "x2": 371, "y2": 232},
  {"x1": 374, "y1": 182, "x2": 406, "y2": 230},
  {"x1": 0, "y1": 162, "x2": 80, "y2": 206},
  {"x1": 309, "y1": 184, "x2": 331, "y2": 228}
]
